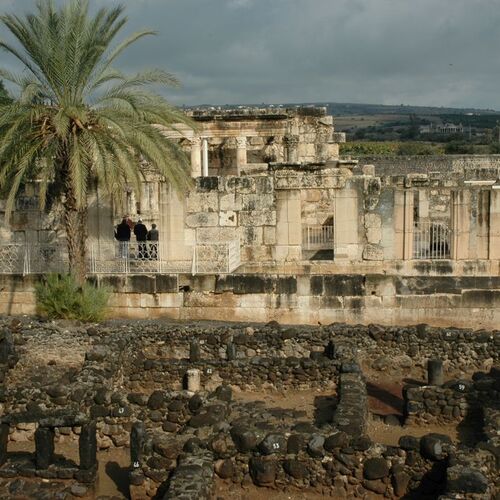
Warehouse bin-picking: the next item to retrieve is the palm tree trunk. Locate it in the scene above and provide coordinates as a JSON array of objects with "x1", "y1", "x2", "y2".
[{"x1": 63, "y1": 180, "x2": 88, "y2": 285}]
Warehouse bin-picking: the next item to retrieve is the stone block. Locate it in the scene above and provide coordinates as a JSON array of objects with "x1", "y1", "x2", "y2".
[
  {"x1": 263, "y1": 226, "x2": 276, "y2": 245},
  {"x1": 242, "y1": 227, "x2": 263, "y2": 246},
  {"x1": 196, "y1": 176, "x2": 219, "y2": 192},
  {"x1": 35, "y1": 427, "x2": 55, "y2": 469},
  {"x1": 127, "y1": 275, "x2": 155, "y2": 294},
  {"x1": 79, "y1": 422, "x2": 97, "y2": 470},
  {"x1": 155, "y1": 275, "x2": 178, "y2": 293},
  {"x1": 220, "y1": 193, "x2": 239, "y2": 211},
  {"x1": 186, "y1": 212, "x2": 219, "y2": 228},
  {"x1": 130, "y1": 422, "x2": 146, "y2": 465},
  {"x1": 186, "y1": 192, "x2": 219, "y2": 213},
  {"x1": 323, "y1": 275, "x2": 365, "y2": 297},
  {"x1": 0, "y1": 424, "x2": 8, "y2": 466},
  {"x1": 239, "y1": 210, "x2": 276, "y2": 226},
  {"x1": 219, "y1": 211, "x2": 237, "y2": 226},
  {"x1": 363, "y1": 244, "x2": 384, "y2": 260}
]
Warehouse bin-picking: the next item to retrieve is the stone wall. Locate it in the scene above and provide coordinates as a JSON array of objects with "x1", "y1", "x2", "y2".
[
  {"x1": 404, "y1": 368, "x2": 499, "y2": 425},
  {"x1": 349, "y1": 154, "x2": 500, "y2": 176},
  {"x1": 2, "y1": 272, "x2": 500, "y2": 329}
]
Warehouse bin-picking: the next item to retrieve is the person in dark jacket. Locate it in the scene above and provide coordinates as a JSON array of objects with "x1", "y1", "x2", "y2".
[
  {"x1": 134, "y1": 219, "x2": 148, "y2": 259},
  {"x1": 115, "y1": 218, "x2": 131, "y2": 258},
  {"x1": 147, "y1": 223, "x2": 159, "y2": 260}
]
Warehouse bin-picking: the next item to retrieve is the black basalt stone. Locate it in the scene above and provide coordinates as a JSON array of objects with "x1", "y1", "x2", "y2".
[
  {"x1": 363, "y1": 457, "x2": 389, "y2": 480},
  {"x1": 147, "y1": 390, "x2": 165, "y2": 410},
  {"x1": 284, "y1": 459, "x2": 309, "y2": 480},
  {"x1": 35, "y1": 427, "x2": 55, "y2": 469},
  {"x1": 249, "y1": 457, "x2": 276, "y2": 486},
  {"x1": 130, "y1": 421, "x2": 146, "y2": 465},
  {"x1": 398, "y1": 436, "x2": 420, "y2": 451},
  {"x1": 420, "y1": 433, "x2": 452, "y2": 461},
  {"x1": 259, "y1": 433, "x2": 287, "y2": 455},
  {"x1": 79, "y1": 422, "x2": 97, "y2": 470}
]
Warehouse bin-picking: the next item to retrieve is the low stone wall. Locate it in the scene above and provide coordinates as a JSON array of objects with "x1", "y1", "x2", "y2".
[
  {"x1": 2, "y1": 272, "x2": 500, "y2": 329},
  {"x1": 404, "y1": 368, "x2": 499, "y2": 425}
]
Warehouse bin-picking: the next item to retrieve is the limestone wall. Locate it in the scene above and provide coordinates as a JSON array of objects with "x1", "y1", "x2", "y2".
[{"x1": 2, "y1": 273, "x2": 500, "y2": 329}]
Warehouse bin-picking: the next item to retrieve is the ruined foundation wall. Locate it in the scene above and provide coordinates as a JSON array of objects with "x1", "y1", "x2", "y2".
[{"x1": 1, "y1": 273, "x2": 499, "y2": 329}]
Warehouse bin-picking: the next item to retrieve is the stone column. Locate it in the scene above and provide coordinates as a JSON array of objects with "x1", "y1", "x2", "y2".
[
  {"x1": 130, "y1": 421, "x2": 146, "y2": 467},
  {"x1": 394, "y1": 190, "x2": 414, "y2": 260},
  {"x1": 186, "y1": 369, "x2": 201, "y2": 392},
  {"x1": 274, "y1": 189, "x2": 302, "y2": 262},
  {"x1": 235, "y1": 136, "x2": 247, "y2": 175},
  {"x1": 202, "y1": 138, "x2": 209, "y2": 177},
  {"x1": 226, "y1": 343, "x2": 236, "y2": 361},
  {"x1": 334, "y1": 188, "x2": 360, "y2": 261},
  {"x1": 189, "y1": 341, "x2": 201, "y2": 362},
  {"x1": 285, "y1": 135, "x2": 299, "y2": 163},
  {"x1": 489, "y1": 187, "x2": 500, "y2": 259},
  {"x1": 35, "y1": 427, "x2": 55, "y2": 469},
  {"x1": 451, "y1": 190, "x2": 471, "y2": 260},
  {"x1": 0, "y1": 423, "x2": 9, "y2": 466},
  {"x1": 190, "y1": 137, "x2": 202, "y2": 178},
  {"x1": 427, "y1": 359, "x2": 444, "y2": 386},
  {"x1": 79, "y1": 422, "x2": 97, "y2": 470}
]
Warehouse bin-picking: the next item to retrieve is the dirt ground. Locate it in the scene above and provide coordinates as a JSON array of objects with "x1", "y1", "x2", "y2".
[
  {"x1": 232, "y1": 387, "x2": 337, "y2": 425},
  {"x1": 214, "y1": 480, "x2": 339, "y2": 500}
]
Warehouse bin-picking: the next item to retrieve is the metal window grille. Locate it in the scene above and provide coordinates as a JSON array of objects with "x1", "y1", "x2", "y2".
[
  {"x1": 302, "y1": 225, "x2": 335, "y2": 250},
  {"x1": 413, "y1": 221, "x2": 451, "y2": 259}
]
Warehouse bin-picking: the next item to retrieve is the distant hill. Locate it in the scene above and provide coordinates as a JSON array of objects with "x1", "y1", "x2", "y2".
[
  {"x1": 315, "y1": 102, "x2": 500, "y2": 117},
  {"x1": 188, "y1": 102, "x2": 500, "y2": 116}
]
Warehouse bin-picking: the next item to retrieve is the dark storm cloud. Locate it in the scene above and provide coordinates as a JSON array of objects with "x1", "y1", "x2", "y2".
[{"x1": 1, "y1": 0, "x2": 500, "y2": 108}]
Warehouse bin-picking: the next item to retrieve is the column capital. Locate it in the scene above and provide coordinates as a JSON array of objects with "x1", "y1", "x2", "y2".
[
  {"x1": 284, "y1": 135, "x2": 299, "y2": 146},
  {"x1": 191, "y1": 136, "x2": 201, "y2": 147},
  {"x1": 236, "y1": 136, "x2": 247, "y2": 148}
]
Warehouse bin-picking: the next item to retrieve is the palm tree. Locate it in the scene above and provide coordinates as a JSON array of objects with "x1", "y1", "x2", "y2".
[{"x1": 0, "y1": 0, "x2": 192, "y2": 283}]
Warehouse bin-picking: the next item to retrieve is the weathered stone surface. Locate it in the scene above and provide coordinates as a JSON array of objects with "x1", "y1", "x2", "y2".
[
  {"x1": 249, "y1": 457, "x2": 277, "y2": 486},
  {"x1": 446, "y1": 465, "x2": 488, "y2": 494},
  {"x1": 259, "y1": 433, "x2": 287, "y2": 455},
  {"x1": 284, "y1": 459, "x2": 309, "y2": 479},
  {"x1": 363, "y1": 457, "x2": 389, "y2": 480},
  {"x1": 420, "y1": 433, "x2": 452, "y2": 461},
  {"x1": 34, "y1": 427, "x2": 54, "y2": 469},
  {"x1": 79, "y1": 422, "x2": 97, "y2": 470}
]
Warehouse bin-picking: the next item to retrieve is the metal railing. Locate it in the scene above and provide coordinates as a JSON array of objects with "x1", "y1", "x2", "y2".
[
  {"x1": 413, "y1": 221, "x2": 451, "y2": 259},
  {"x1": 193, "y1": 240, "x2": 241, "y2": 274},
  {"x1": 0, "y1": 239, "x2": 241, "y2": 276},
  {"x1": 0, "y1": 243, "x2": 69, "y2": 274},
  {"x1": 302, "y1": 225, "x2": 335, "y2": 250}
]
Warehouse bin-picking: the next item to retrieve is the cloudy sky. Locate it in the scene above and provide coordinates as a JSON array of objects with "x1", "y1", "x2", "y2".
[{"x1": 1, "y1": 0, "x2": 500, "y2": 109}]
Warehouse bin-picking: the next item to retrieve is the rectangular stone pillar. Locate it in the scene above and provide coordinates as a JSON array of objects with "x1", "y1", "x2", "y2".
[
  {"x1": 79, "y1": 422, "x2": 97, "y2": 470},
  {"x1": 451, "y1": 190, "x2": 471, "y2": 260},
  {"x1": 130, "y1": 421, "x2": 146, "y2": 466},
  {"x1": 190, "y1": 137, "x2": 202, "y2": 178},
  {"x1": 202, "y1": 139, "x2": 209, "y2": 177},
  {"x1": 489, "y1": 188, "x2": 500, "y2": 259},
  {"x1": 274, "y1": 190, "x2": 301, "y2": 262},
  {"x1": 159, "y1": 184, "x2": 189, "y2": 262},
  {"x1": 403, "y1": 190, "x2": 414, "y2": 260},
  {"x1": 334, "y1": 189, "x2": 360, "y2": 261},
  {"x1": 235, "y1": 136, "x2": 247, "y2": 176},
  {"x1": 35, "y1": 427, "x2": 55, "y2": 469},
  {"x1": 470, "y1": 190, "x2": 490, "y2": 259},
  {"x1": 0, "y1": 423, "x2": 9, "y2": 466},
  {"x1": 394, "y1": 190, "x2": 414, "y2": 260}
]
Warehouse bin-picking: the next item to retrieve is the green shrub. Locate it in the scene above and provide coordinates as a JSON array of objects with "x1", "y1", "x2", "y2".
[{"x1": 35, "y1": 274, "x2": 110, "y2": 322}]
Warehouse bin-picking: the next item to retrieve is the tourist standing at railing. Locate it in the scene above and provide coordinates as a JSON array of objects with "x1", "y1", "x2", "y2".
[
  {"x1": 147, "y1": 224, "x2": 159, "y2": 260},
  {"x1": 115, "y1": 218, "x2": 131, "y2": 258},
  {"x1": 134, "y1": 219, "x2": 148, "y2": 259}
]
